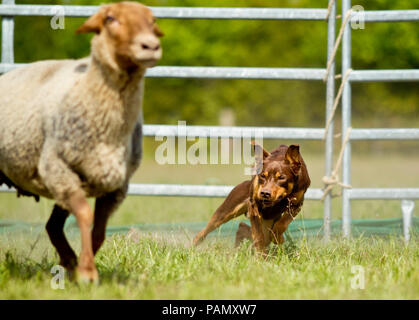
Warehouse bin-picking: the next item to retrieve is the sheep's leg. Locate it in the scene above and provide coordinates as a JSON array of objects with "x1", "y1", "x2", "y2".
[
  {"x1": 46, "y1": 205, "x2": 77, "y2": 271},
  {"x1": 92, "y1": 188, "x2": 126, "y2": 255},
  {"x1": 68, "y1": 190, "x2": 98, "y2": 284},
  {"x1": 38, "y1": 149, "x2": 98, "y2": 284}
]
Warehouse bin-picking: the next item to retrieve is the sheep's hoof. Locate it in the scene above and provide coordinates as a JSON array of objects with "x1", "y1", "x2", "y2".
[
  {"x1": 75, "y1": 266, "x2": 99, "y2": 285},
  {"x1": 60, "y1": 258, "x2": 77, "y2": 271}
]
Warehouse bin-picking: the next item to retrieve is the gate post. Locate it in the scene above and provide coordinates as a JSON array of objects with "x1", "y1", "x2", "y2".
[
  {"x1": 402, "y1": 200, "x2": 415, "y2": 243},
  {"x1": 342, "y1": 0, "x2": 353, "y2": 238},
  {"x1": 324, "y1": 0, "x2": 337, "y2": 241},
  {"x1": 1, "y1": 0, "x2": 14, "y2": 64}
]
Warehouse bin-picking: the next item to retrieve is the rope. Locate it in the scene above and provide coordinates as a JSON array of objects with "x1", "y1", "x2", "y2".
[
  {"x1": 322, "y1": 128, "x2": 353, "y2": 201},
  {"x1": 324, "y1": 68, "x2": 353, "y2": 139},
  {"x1": 322, "y1": 6, "x2": 354, "y2": 201},
  {"x1": 323, "y1": 9, "x2": 354, "y2": 82},
  {"x1": 325, "y1": 0, "x2": 336, "y2": 21}
]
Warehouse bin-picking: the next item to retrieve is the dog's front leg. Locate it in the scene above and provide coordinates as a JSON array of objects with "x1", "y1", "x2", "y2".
[
  {"x1": 272, "y1": 203, "x2": 302, "y2": 245},
  {"x1": 194, "y1": 181, "x2": 251, "y2": 246},
  {"x1": 248, "y1": 201, "x2": 266, "y2": 254}
]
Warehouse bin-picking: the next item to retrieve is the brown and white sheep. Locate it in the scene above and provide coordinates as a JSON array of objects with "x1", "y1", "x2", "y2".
[{"x1": 0, "y1": 1, "x2": 163, "y2": 283}]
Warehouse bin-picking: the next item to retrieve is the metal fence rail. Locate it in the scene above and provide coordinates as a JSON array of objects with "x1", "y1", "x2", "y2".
[
  {"x1": 349, "y1": 70, "x2": 419, "y2": 82},
  {"x1": 349, "y1": 189, "x2": 419, "y2": 200},
  {"x1": 3, "y1": 64, "x2": 419, "y2": 82},
  {"x1": 0, "y1": 64, "x2": 329, "y2": 80},
  {"x1": 0, "y1": 4, "x2": 418, "y2": 21},
  {"x1": 0, "y1": 184, "x2": 325, "y2": 200},
  {"x1": 0, "y1": 5, "x2": 330, "y2": 20},
  {"x1": 0, "y1": 1, "x2": 418, "y2": 241},
  {"x1": 143, "y1": 125, "x2": 326, "y2": 140}
]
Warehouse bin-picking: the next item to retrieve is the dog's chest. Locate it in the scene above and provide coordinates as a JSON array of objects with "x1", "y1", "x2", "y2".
[{"x1": 259, "y1": 200, "x2": 289, "y2": 220}]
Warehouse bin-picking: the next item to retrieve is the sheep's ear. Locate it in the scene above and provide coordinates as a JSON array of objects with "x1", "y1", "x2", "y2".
[
  {"x1": 153, "y1": 24, "x2": 164, "y2": 38},
  {"x1": 76, "y1": 10, "x2": 105, "y2": 34}
]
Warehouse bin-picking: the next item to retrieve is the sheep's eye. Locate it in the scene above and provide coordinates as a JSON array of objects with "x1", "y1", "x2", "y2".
[{"x1": 105, "y1": 16, "x2": 116, "y2": 24}]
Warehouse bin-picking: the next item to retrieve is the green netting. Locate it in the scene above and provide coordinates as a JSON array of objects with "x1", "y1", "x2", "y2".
[{"x1": 1, "y1": 218, "x2": 418, "y2": 240}]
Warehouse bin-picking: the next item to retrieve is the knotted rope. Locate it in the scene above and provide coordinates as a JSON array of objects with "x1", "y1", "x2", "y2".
[
  {"x1": 322, "y1": 128, "x2": 353, "y2": 201},
  {"x1": 321, "y1": 5, "x2": 355, "y2": 201}
]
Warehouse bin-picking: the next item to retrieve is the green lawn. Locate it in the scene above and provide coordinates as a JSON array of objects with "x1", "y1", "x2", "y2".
[
  {"x1": 0, "y1": 146, "x2": 418, "y2": 299},
  {"x1": 1, "y1": 233, "x2": 418, "y2": 299}
]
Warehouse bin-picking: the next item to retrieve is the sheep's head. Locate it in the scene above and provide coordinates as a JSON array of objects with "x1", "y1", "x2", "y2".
[{"x1": 76, "y1": 1, "x2": 163, "y2": 72}]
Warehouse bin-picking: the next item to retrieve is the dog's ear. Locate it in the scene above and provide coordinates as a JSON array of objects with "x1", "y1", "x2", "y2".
[
  {"x1": 250, "y1": 142, "x2": 270, "y2": 175},
  {"x1": 76, "y1": 6, "x2": 108, "y2": 34},
  {"x1": 251, "y1": 142, "x2": 270, "y2": 161},
  {"x1": 285, "y1": 145, "x2": 302, "y2": 175}
]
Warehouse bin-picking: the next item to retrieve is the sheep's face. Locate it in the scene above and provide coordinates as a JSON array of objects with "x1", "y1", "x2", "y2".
[{"x1": 76, "y1": 2, "x2": 163, "y2": 71}]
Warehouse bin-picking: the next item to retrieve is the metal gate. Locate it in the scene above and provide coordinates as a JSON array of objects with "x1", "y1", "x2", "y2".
[{"x1": 0, "y1": 0, "x2": 418, "y2": 240}]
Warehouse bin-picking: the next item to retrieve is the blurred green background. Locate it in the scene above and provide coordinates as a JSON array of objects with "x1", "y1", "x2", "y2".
[
  {"x1": 0, "y1": 0, "x2": 418, "y2": 225},
  {"x1": 6, "y1": 0, "x2": 419, "y2": 130}
]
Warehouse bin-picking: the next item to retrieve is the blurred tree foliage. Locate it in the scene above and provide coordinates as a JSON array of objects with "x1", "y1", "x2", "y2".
[{"x1": 7, "y1": 0, "x2": 419, "y2": 128}]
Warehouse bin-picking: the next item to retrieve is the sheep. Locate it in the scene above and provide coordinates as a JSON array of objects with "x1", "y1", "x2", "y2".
[{"x1": 0, "y1": 1, "x2": 163, "y2": 283}]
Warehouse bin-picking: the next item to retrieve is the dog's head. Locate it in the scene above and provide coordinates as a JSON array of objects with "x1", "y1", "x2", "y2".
[{"x1": 252, "y1": 144, "x2": 306, "y2": 207}]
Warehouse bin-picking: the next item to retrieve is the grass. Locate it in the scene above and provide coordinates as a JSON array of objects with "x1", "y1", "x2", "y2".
[
  {"x1": 0, "y1": 145, "x2": 418, "y2": 299},
  {"x1": 0, "y1": 233, "x2": 418, "y2": 299}
]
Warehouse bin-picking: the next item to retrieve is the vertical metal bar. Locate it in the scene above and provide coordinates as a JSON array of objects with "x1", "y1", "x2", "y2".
[
  {"x1": 402, "y1": 200, "x2": 414, "y2": 244},
  {"x1": 324, "y1": 1, "x2": 337, "y2": 242},
  {"x1": 342, "y1": 0, "x2": 352, "y2": 238},
  {"x1": 1, "y1": 0, "x2": 15, "y2": 64}
]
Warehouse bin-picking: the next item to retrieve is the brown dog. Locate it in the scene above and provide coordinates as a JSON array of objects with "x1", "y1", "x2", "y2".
[{"x1": 194, "y1": 144, "x2": 311, "y2": 253}]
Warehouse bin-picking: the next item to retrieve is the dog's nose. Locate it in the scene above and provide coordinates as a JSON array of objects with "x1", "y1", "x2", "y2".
[{"x1": 260, "y1": 190, "x2": 272, "y2": 199}]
